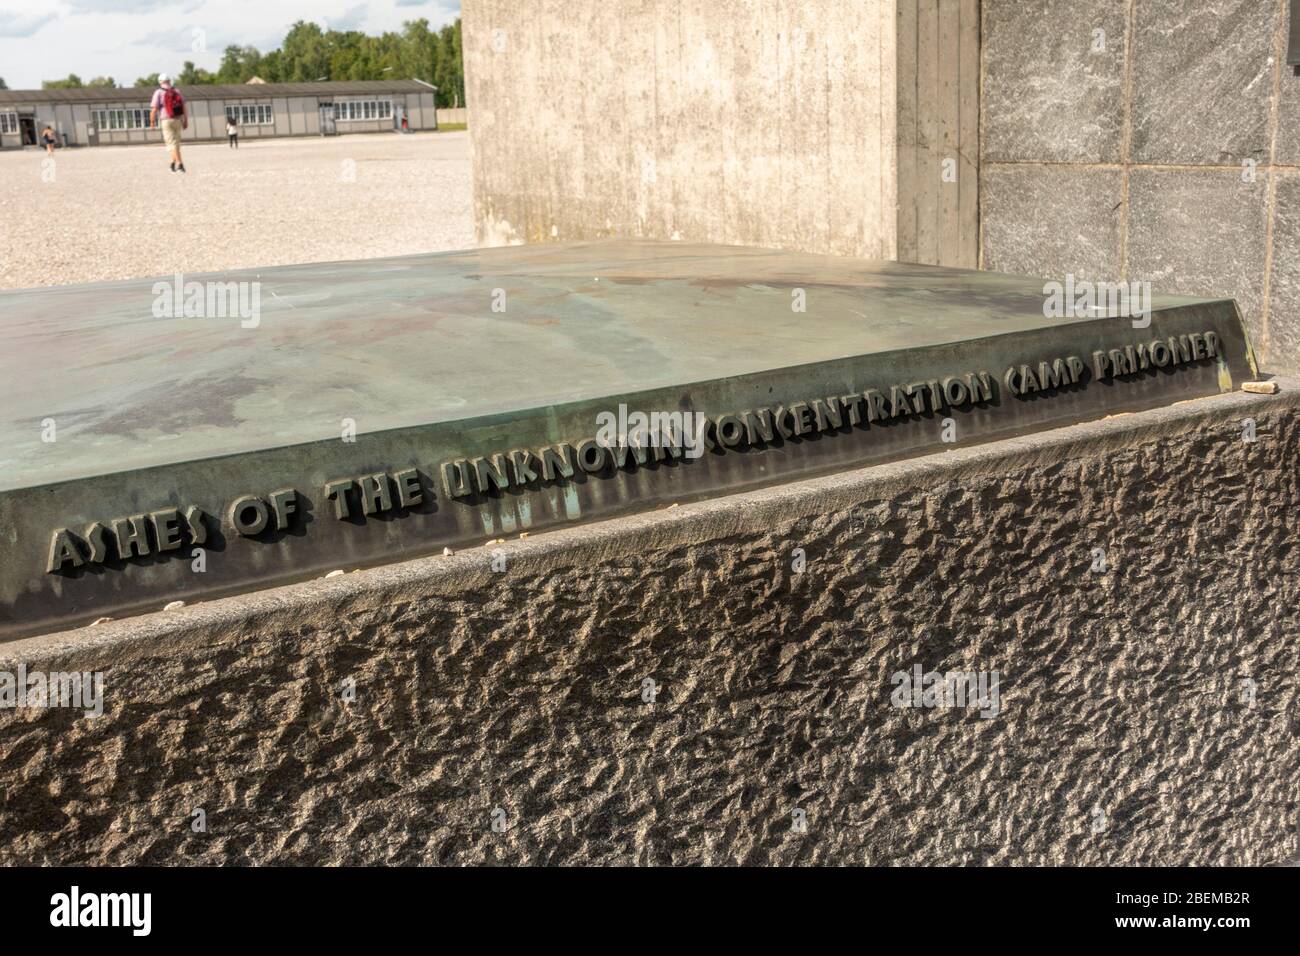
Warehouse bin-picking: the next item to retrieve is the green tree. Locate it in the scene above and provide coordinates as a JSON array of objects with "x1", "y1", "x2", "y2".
[
  {"x1": 114, "y1": 15, "x2": 465, "y2": 98},
  {"x1": 324, "y1": 29, "x2": 367, "y2": 80},
  {"x1": 178, "y1": 61, "x2": 217, "y2": 85},
  {"x1": 433, "y1": 20, "x2": 463, "y2": 107},
  {"x1": 0, "y1": 77, "x2": 8, "y2": 90},
  {"x1": 217, "y1": 45, "x2": 264, "y2": 84},
  {"x1": 260, "y1": 50, "x2": 284, "y2": 82},
  {"x1": 280, "y1": 21, "x2": 331, "y2": 81},
  {"x1": 85, "y1": 76, "x2": 117, "y2": 88},
  {"x1": 399, "y1": 19, "x2": 436, "y2": 84},
  {"x1": 41, "y1": 74, "x2": 84, "y2": 89}
]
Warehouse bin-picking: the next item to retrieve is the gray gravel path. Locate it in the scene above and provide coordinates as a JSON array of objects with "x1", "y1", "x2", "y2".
[{"x1": 0, "y1": 131, "x2": 472, "y2": 290}]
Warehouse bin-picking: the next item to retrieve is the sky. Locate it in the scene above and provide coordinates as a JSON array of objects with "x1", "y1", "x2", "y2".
[{"x1": 0, "y1": 0, "x2": 460, "y2": 90}]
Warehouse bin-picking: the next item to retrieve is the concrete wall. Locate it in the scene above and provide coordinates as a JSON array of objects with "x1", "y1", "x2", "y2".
[
  {"x1": 2, "y1": 384, "x2": 1296, "y2": 865},
  {"x1": 465, "y1": 0, "x2": 901, "y2": 256},
  {"x1": 465, "y1": 0, "x2": 977, "y2": 264},
  {"x1": 981, "y1": 0, "x2": 1300, "y2": 373},
  {"x1": 896, "y1": 0, "x2": 980, "y2": 266}
]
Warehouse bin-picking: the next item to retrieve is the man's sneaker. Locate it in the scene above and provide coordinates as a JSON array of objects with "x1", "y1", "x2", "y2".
[
  {"x1": 169, "y1": 162, "x2": 175, "y2": 172},
  {"x1": 178, "y1": 164, "x2": 186, "y2": 173}
]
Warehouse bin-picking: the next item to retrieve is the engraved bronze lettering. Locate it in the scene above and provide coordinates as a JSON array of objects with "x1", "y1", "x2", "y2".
[
  {"x1": 183, "y1": 505, "x2": 209, "y2": 545},
  {"x1": 789, "y1": 402, "x2": 813, "y2": 435},
  {"x1": 966, "y1": 371, "x2": 994, "y2": 403},
  {"x1": 1038, "y1": 358, "x2": 1068, "y2": 390},
  {"x1": 394, "y1": 468, "x2": 423, "y2": 508},
  {"x1": 576, "y1": 438, "x2": 608, "y2": 474},
  {"x1": 112, "y1": 514, "x2": 150, "y2": 560},
  {"x1": 268, "y1": 488, "x2": 299, "y2": 529},
  {"x1": 509, "y1": 450, "x2": 538, "y2": 484},
  {"x1": 471, "y1": 455, "x2": 511, "y2": 493},
  {"x1": 716, "y1": 414, "x2": 746, "y2": 448},
  {"x1": 1093, "y1": 350, "x2": 1111, "y2": 380},
  {"x1": 745, "y1": 408, "x2": 775, "y2": 444},
  {"x1": 325, "y1": 478, "x2": 356, "y2": 517},
  {"x1": 942, "y1": 376, "x2": 969, "y2": 406},
  {"x1": 540, "y1": 445, "x2": 576, "y2": 482},
  {"x1": 839, "y1": 393, "x2": 864, "y2": 426},
  {"x1": 440, "y1": 460, "x2": 472, "y2": 499},
  {"x1": 47, "y1": 529, "x2": 84, "y2": 573},
  {"x1": 357, "y1": 474, "x2": 393, "y2": 514},
  {"x1": 228, "y1": 495, "x2": 270, "y2": 536},
  {"x1": 84, "y1": 521, "x2": 111, "y2": 563},
  {"x1": 149, "y1": 508, "x2": 183, "y2": 552}
]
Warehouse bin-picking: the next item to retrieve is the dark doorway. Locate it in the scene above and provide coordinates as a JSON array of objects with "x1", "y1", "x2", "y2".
[
  {"x1": 18, "y1": 116, "x2": 36, "y2": 146},
  {"x1": 318, "y1": 103, "x2": 336, "y2": 136}
]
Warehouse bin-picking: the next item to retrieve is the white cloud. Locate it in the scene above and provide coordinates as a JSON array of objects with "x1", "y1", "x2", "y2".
[
  {"x1": 328, "y1": 4, "x2": 370, "y2": 32},
  {"x1": 0, "y1": 0, "x2": 459, "y2": 89},
  {"x1": 0, "y1": 10, "x2": 58, "y2": 39},
  {"x1": 65, "y1": 1, "x2": 186, "y2": 11}
]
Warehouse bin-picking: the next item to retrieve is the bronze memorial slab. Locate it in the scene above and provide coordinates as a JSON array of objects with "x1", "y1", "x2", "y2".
[{"x1": 0, "y1": 240, "x2": 1258, "y2": 640}]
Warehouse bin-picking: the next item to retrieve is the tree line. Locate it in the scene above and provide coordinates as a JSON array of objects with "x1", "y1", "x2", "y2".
[{"x1": 33, "y1": 18, "x2": 464, "y2": 107}]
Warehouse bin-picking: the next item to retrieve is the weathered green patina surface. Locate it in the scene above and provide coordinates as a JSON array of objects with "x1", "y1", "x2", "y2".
[{"x1": 0, "y1": 240, "x2": 1258, "y2": 639}]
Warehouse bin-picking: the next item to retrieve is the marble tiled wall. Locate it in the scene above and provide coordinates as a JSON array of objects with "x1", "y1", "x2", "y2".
[{"x1": 982, "y1": 0, "x2": 1300, "y2": 372}]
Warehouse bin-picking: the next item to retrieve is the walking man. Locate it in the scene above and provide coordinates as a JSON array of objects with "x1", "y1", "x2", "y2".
[{"x1": 149, "y1": 73, "x2": 188, "y2": 173}]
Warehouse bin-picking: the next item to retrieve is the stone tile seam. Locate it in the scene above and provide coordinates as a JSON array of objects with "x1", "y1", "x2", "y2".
[
  {"x1": 1118, "y1": 0, "x2": 1138, "y2": 284},
  {"x1": 982, "y1": 161, "x2": 1300, "y2": 174},
  {"x1": 976, "y1": 0, "x2": 985, "y2": 270},
  {"x1": 1260, "y1": 0, "x2": 1291, "y2": 357},
  {"x1": 6, "y1": 380, "x2": 1297, "y2": 668}
]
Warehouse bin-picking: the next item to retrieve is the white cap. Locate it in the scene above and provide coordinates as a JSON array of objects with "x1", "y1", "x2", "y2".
[{"x1": 158, "y1": 73, "x2": 171, "y2": 85}]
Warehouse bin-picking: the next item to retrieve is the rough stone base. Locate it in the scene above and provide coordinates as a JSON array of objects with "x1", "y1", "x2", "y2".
[{"x1": 2, "y1": 385, "x2": 1298, "y2": 865}]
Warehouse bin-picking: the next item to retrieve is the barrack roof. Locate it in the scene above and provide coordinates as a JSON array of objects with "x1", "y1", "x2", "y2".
[{"x1": 0, "y1": 79, "x2": 434, "y2": 105}]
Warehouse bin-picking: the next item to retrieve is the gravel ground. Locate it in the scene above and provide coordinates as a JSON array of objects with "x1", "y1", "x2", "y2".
[{"x1": 0, "y1": 131, "x2": 472, "y2": 290}]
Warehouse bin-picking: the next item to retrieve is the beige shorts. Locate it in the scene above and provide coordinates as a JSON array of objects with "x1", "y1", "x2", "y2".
[{"x1": 160, "y1": 117, "x2": 184, "y2": 148}]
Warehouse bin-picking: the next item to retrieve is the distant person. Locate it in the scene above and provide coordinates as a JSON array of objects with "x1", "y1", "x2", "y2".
[
  {"x1": 226, "y1": 113, "x2": 238, "y2": 149},
  {"x1": 41, "y1": 124, "x2": 56, "y2": 156},
  {"x1": 149, "y1": 73, "x2": 188, "y2": 173}
]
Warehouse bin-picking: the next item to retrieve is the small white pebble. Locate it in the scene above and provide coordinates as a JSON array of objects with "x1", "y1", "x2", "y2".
[
  {"x1": 443, "y1": 547, "x2": 455, "y2": 556},
  {"x1": 163, "y1": 600, "x2": 185, "y2": 611},
  {"x1": 325, "y1": 569, "x2": 345, "y2": 578},
  {"x1": 90, "y1": 617, "x2": 113, "y2": 626},
  {"x1": 1242, "y1": 381, "x2": 1279, "y2": 394},
  {"x1": 519, "y1": 532, "x2": 530, "y2": 538}
]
